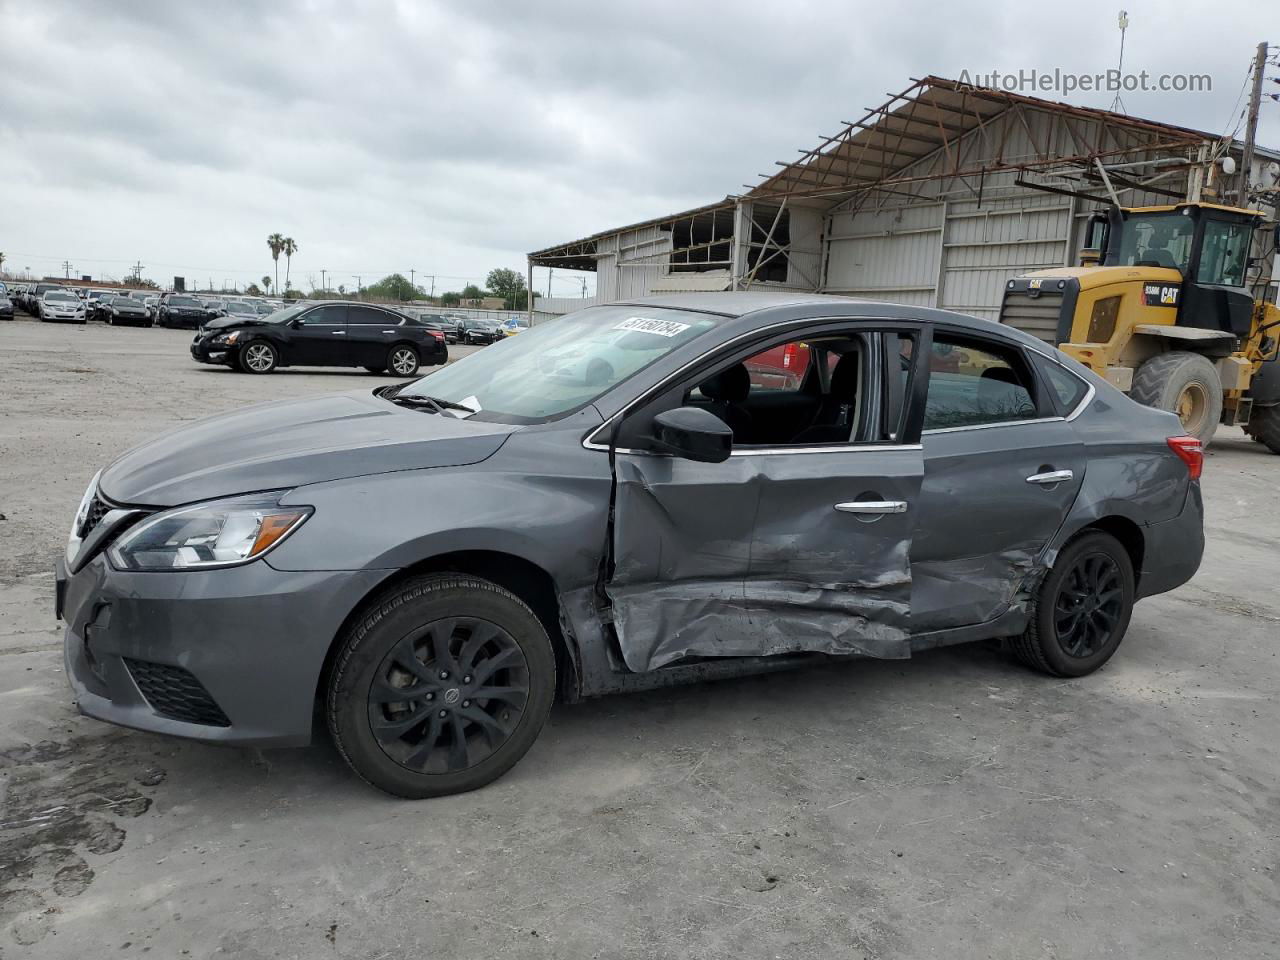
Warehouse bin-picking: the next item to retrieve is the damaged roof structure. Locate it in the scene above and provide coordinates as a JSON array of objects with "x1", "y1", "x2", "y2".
[{"x1": 528, "y1": 75, "x2": 1279, "y2": 321}]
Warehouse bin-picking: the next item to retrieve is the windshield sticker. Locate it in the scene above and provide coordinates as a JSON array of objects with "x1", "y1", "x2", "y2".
[
  {"x1": 458, "y1": 395, "x2": 482, "y2": 412},
  {"x1": 613, "y1": 317, "x2": 690, "y2": 338}
]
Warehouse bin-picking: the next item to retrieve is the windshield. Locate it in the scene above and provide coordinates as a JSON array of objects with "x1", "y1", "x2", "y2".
[
  {"x1": 226, "y1": 301, "x2": 255, "y2": 313},
  {"x1": 399, "y1": 305, "x2": 720, "y2": 422},
  {"x1": 45, "y1": 291, "x2": 78, "y2": 303},
  {"x1": 169, "y1": 297, "x2": 200, "y2": 308},
  {"x1": 266, "y1": 303, "x2": 308, "y2": 324},
  {"x1": 1110, "y1": 212, "x2": 1195, "y2": 272}
]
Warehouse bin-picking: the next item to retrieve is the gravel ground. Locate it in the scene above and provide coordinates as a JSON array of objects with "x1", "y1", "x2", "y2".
[{"x1": 1, "y1": 317, "x2": 1278, "y2": 959}]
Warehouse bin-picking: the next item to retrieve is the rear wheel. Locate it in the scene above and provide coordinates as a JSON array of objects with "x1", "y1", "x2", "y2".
[
  {"x1": 1247, "y1": 404, "x2": 1280, "y2": 454},
  {"x1": 327, "y1": 574, "x2": 556, "y2": 798},
  {"x1": 239, "y1": 340, "x2": 278, "y2": 374},
  {"x1": 1010, "y1": 531, "x2": 1135, "y2": 677},
  {"x1": 1129, "y1": 351, "x2": 1222, "y2": 445},
  {"x1": 388, "y1": 345, "x2": 420, "y2": 377}
]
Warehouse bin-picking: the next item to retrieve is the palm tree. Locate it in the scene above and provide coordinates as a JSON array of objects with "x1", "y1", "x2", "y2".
[
  {"x1": 282, "y1": 237, "x2": 298, "y2": 294},
  {"x1": 267, "y1": 233, "x2": 284, "y2": 295},
  {"x1": 262, "y1": 275, "x2": 272, "y2": 294}
]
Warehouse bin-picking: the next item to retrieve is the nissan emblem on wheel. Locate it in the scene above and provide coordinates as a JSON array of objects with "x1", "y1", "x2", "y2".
[{"x1": 57, "y1": 293, "x2": 1204, "y2": 798}]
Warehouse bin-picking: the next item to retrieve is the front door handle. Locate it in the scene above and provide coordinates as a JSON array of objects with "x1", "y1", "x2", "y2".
[
  {"x1": 331, "y1": 330, "x2": 346, "y2": 335},
  {"x1": 834, "y1": 500, "x2": 908, "y2": 515},
  {"x1": 1026, "y1": 469, "x2": 1073, "y2": 485}
]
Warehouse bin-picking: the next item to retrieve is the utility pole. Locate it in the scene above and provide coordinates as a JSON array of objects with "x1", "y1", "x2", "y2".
[
  {"x1": 429, "y1": 276, "x2": 435, "y2": 298},
  {"x1": 410, "y1": 268, "x2": 416, "y2": 293},
  {"x1": 61, "y1": 260, "x2": 73, "y2": 279},
  {"x1": 320, "y1": 269, "x2": 327, "y2": 293},
  {"x1": 354, "y1": 276, "x2": 362, "y2": 300},
  {"x1": 1238, "y1": 41, "x2": 1269, "y2": 204},
  {"x1": 130, "y1": 260, "x2": 144, "y2": 285}
]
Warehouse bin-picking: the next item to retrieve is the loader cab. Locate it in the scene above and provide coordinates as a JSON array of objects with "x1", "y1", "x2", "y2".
[{"x1": 1096, "y1": 203, "x2": 1262, "y2": 338}]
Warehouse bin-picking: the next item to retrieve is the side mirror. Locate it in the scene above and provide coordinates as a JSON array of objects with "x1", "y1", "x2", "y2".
[
  {"x1": 650, "y1": 406, "x2": 733, "y2": 463},
  {"x1": 292, "y1": 317, "x2": 305, "y2": 328}
]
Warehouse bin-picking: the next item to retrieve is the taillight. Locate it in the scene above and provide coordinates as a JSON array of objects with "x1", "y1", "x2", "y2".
[
  {"x1": 430, "y1": 331, "x2": 444, "y2": 341},
  {"x1": 1166, "y1": 435, "x2": 1203, "y2": 480},
  {"x1": 782, "y1": 343, "x2": 797, "y2": 369}
]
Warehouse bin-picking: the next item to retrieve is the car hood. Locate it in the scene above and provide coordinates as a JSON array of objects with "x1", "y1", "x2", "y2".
[
  {"x1": 202, "y1": 315, "x2": 267, "y2": 332},
  {"x1": 99, "y1": 391, "x2": 517, "y2": 506}
]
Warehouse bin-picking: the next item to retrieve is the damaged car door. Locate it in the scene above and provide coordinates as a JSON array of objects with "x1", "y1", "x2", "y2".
[
  {"x1": 605, "y1": 323, "x2": 930, "y2": 672},
  {"x1": 909, "y1": 328, "x2": 1088, "y2": 633}
]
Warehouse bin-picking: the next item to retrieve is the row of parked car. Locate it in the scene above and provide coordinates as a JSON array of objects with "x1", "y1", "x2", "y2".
[{"x1": 0, "y1": 281, "x2": 286, "y2": 327}]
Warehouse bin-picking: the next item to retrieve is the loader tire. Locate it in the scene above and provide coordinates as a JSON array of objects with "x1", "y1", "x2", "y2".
[
  {"x1": 1129, "y1": 351, "x2": 1222, "y2": 446},
  {"x1": 1247, "y1": 405, "x2": 1280, "y2": 455}
]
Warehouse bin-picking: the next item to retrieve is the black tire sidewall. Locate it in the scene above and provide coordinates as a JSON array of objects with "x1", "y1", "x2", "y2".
[
  {"x1": 328, "y1": 575, "x2": 556, "y2": 799},
  {"x1": 1033, "y1": 532, "x2": 1136, "y2": 677}
]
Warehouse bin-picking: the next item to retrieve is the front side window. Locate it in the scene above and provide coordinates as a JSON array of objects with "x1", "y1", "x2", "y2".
[
  {"x1": 1197, "y1": 220, "x2": 1251, "y2": 287},
  {"x1": 924, "y1": 334, "x2": 1037, "y2": 430},
  {"x1": 304, "y1": 305, "x2": 347, "y2": 325},
  {"x1": 401, "y1": 305, "x2": 721, "y2": 422}
]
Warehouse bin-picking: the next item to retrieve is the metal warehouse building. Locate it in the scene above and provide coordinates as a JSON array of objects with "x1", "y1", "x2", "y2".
[{"x1": 527, "y1": 75, "x2": 1279, "y2": 321}]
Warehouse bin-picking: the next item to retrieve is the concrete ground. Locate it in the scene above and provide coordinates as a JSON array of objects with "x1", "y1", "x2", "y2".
[{"x1": 1, "y1": 317, "x2": 1277, "y2": 959}]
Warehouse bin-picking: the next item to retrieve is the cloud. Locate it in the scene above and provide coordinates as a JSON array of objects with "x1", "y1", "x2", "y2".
[{"x1": 0, "y1": 0, "x2": 1273, "y2": 294}]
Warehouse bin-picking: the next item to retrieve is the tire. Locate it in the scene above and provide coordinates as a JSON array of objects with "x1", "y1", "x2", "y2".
[
  {"x1": 238, "y1": 339, "x2": 278, "y2": 374},
  {"x1": 1129, "y1": 351, "x2": 1222, "y2": 445},
  {"x1": 1009, "y1": 531, "x2": 1136, "y2": 678},
  {"x1": 1247, "y1": 404, "x2": 1280, "y2": 455},
  {"x1": 387, "y1": 344, "x2": 420, "y2": 377},
  {"x1": 327, "y1": 574, "x2": 556, "y2": 798}
]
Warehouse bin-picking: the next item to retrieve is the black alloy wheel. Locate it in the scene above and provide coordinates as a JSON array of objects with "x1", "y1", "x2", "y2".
[
  {"x1": 1009, "y1": 530, "x2": 1135, "y2": 677},
  {"x1": 327, "y1": 574, "x2": 556, "y2": 798},
  {"x1": 1053, "y1": 552, "x2": 1124, "y2": 659},
  {"x1": 368, "y1": 616, "x2": 530, "y2": 775}
]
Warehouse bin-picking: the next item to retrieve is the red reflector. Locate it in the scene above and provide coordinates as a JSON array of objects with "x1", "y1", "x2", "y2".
[{"x1": 1166, "y1": 435, "x2": 1203, "y2": 480}]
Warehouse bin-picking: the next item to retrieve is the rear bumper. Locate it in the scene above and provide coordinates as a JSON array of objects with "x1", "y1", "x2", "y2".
[
  {"x1": 60, "y1": 553, "x2": 389, "y2": 747},
  {"x1": 1136, "y1": 481, "x2": 1204, "y2": 599}
]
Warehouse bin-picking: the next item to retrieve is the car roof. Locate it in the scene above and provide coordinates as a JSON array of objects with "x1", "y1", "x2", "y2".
[{"x1": 610, "y1": 292, "x2": 1054, "y2": 356}]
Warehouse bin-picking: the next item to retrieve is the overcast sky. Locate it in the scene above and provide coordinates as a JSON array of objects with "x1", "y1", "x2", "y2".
[{"x1": 1, "y1": 0, "x2": 1275, "y2": 297}]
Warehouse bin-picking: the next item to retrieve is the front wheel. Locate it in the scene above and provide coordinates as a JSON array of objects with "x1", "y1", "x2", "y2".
[
  {"x1": 1009, "y1": 531, "x2": 1135, "y2": 677},
  {"x1": 327, "y1": 574, "x2": 556, "y2": 798},
  {"x1": 387, "y1": 345, "x2": 420, "y2": 377},
  {"x1": 1129, "y1": 351, "x2": 1222, "y2": 445},
  {"x1": 238, "y1": 339, "x2": 278, "y2": 374}
]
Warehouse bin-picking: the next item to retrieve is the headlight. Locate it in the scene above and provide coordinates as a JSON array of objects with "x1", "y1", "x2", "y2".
[
  {"x1": 67, "y1": 470, "x2": 103, "y2": 564},
  {"x1": 108, "y1": 492, "x2": 311, "y2": 571},
  {"x1": 213, "y1": 331, "x2": 240, "y2": 345}
]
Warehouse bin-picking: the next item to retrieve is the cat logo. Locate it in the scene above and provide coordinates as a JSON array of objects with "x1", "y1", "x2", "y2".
[
  {"x1": 1028, "y1": 278, "x2": 1043, "y2": 290},
  {"x1": 1142, "y1": 283, "x2": 1180, "y2": 307}
]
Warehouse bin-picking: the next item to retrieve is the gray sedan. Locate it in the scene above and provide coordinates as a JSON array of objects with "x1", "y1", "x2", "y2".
[{"x1": 57, "y1": 293, "x2": 1204, "y2": 797}]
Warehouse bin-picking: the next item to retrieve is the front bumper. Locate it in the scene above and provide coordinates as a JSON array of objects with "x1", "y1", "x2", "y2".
[
  {"x1": 60, "y1": 553, "x2": 389, "y2": 747},
  {"x1": 190, "y1": 334, "x2": 234, "y2": 364}
]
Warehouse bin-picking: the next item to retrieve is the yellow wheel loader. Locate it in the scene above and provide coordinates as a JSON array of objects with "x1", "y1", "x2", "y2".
[{"x1": 999, "y1": 202, "x2": 1280, "y2": 449}]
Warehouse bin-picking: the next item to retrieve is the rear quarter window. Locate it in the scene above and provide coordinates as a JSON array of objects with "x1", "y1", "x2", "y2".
[{"x1": 1034, "y1": 354, "x2": 1091, "y2": 414}]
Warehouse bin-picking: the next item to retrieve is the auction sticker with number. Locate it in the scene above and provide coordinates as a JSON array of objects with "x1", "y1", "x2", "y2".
[{"x1": 614, "y1": 317, "x2": 690, "y2": 337}]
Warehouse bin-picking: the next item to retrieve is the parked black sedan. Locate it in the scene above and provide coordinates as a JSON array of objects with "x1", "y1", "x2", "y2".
[
  {"x1": 158, "y1": 295, "x2": 211, "y2": 329},
  {"x1": 105, "y1": 295, "x2": 153, "y2": 327},
  {"x1": 190, "y1": 301, "x2": 448, "y2": 375},
  {"x1": 457, "y1": 317, "x2": 502, "y2": 345},
  {"x1": 0, "y1": 294, "x2": 13, "y2": 320}
]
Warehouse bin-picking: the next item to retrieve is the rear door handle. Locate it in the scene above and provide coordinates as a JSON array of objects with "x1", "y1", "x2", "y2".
[
  {"x1": 1026, "y1": 469, "x2": 1073, "y2": 485},
  {"x1": 834, "y1": 500, "x2": 908, "y2": 514}
]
